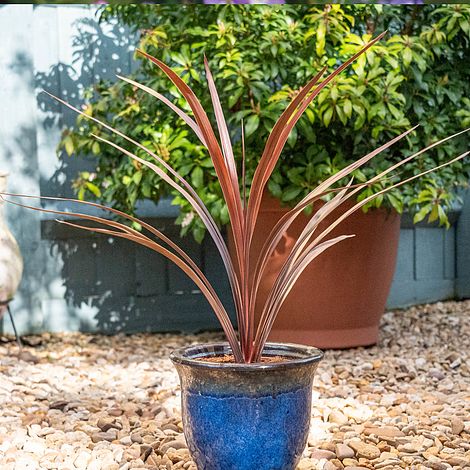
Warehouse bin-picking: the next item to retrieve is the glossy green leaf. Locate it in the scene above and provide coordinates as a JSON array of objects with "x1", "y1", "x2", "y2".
[
  {"x1": 191, "y1": 166, "x2": 204, "y2": 188},
  {"x1": 245, "y1": 114, "x2": 260, "y2": 137}
]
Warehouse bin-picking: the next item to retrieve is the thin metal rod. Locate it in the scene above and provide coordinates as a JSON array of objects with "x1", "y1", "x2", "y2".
[{"x1": 6, "y1": 304, "x2": 22, "y2": 349}]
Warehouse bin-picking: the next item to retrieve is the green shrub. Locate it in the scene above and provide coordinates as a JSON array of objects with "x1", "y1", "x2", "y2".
[{"x1": 60, "y1": 4, "x2": 470, "y2": 241}]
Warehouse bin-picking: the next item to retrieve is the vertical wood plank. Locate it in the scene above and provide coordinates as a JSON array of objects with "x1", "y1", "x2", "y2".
[
  {"x1": 415, "y1": 227, "x2": 445, "y2": 280},
  {"x1": 167, "y1": 226, "x2": 202, "y2": 294},
  {"x1": 33, "y1": 5, "x2": 63, "y2": 197},
  {"x1": 61, "y1": 238, "x2": 98, "y2": 298},
  {"x1": 443, "y1": 226, "x2": 455, "y2": 280},
  {"x1": 135, "y1": 245, "x2": 167, "y2": 297},
  {"x1": 92, "y1": 14, "x2": 136, "y2": 80},
  {"x1": 393, "y1": 228, "x2": 414, "y2": 281},
  {"x1": 457, "y1": 190, "x2": 470, "y2": 297},
  {"x1": 95, "y1": 237, "x2": 136, "y2": 297},
  {"x1": 0, "y1": 5, "x2": 47, "y2": 334}
]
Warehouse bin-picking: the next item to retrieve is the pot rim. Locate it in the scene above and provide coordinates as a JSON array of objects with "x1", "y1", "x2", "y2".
[{"x1": 170, "y1": 342, "x2": 323, "y2": 371}]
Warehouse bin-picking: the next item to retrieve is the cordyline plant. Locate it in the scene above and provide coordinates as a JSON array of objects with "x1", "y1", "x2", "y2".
[{"x1": 2, "y1": 33, "x2": 468, "y2": 363}]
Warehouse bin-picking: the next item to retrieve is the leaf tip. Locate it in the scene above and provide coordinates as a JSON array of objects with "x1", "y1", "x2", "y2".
[
  {"x1": 377, "y1": 29, "x2": 388, "y2": 41},
  {"x1": 42, "y1": 89, "x2": 55, "y2": 99}
]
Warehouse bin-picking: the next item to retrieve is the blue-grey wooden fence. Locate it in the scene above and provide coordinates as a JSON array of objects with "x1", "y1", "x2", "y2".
[{"x1": 0, "y1": 5, "x2": 468, "y2": 336}]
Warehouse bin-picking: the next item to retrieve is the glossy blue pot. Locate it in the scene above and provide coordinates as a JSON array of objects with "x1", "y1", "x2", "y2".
[{"x1": 170, "y1": 342, "x2": 323, "y2": 470}]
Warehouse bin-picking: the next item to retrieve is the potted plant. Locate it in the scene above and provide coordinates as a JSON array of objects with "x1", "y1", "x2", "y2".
[
  {"x1": 60, "y1": 4, "x2": 470, "y2": 347},
  {"x1": 3, "y1": 31, "x2": 468, "y2": 469}
]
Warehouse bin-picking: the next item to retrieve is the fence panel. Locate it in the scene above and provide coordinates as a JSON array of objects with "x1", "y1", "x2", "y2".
[{"x1": 0, "y1": 5, "x2": 467, "y2": 336}]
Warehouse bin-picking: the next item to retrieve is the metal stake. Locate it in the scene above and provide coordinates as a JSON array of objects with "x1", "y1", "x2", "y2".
[{"x1": 1, "y1": 299, "x2": 22, "y2": 349}]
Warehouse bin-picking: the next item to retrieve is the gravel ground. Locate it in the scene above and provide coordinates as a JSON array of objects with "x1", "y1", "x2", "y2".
[{"x1": 0, "y1": 300, "x2": 469, "y2": 470}]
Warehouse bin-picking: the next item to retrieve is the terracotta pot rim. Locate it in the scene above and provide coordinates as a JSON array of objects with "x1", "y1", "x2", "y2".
[
  {"x1": 170, "y1": 342, "x2": 324, "y2": 370},
  {"x1": 256, "y1": 194, "x2": 400, "y2": 219}
]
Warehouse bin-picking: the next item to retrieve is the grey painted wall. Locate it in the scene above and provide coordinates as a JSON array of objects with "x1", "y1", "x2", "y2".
[
  {"x1": 388, "y1": 217, "x2": 459, "y2": 307},
  {"x1": 456, "y1": 190, "x2": 470, "y2": 299},
  {"x1": 0, "y1": 5, "x2": 468, "y2": 336}
]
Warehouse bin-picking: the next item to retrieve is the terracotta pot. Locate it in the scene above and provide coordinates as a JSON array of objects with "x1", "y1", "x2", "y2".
[
  {"x1": 0, "y1": 173, "x2": 23, "y2": 318},
  {"x1": 229, "y1": 194, "x2": 401, "y2": 349}
]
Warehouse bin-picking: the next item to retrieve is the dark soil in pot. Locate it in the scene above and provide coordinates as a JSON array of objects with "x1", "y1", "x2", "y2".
[{"x1": 198, "y1": 355, "x2": 285, "y2": 364}]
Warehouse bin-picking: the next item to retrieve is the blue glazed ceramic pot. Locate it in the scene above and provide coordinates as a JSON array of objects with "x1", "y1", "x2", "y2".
[{"x1": 170, "y1": 342, "x2": 323, "y2": 470}]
